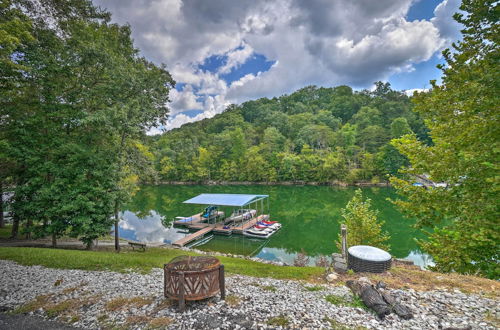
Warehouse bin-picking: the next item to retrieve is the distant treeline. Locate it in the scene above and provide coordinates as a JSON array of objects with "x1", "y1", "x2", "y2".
[{"x1": 149, "y1": 83, "x2": 429, "y2": 184}]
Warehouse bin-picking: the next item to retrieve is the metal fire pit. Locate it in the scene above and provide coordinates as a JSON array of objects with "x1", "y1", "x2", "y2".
[
  {"x1": 164, "y1": 255, "x2": 225, "y2": 311},
  {"x1": 348, "y1": 245, "x2": 392, "y2": 273}
]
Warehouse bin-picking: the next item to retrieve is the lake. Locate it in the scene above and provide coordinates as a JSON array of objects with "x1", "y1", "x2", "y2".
[{"x1": 119, "y1": 184, "x2": 434, "y2": 268}]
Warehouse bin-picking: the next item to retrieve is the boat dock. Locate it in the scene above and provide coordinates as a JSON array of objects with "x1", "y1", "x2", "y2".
[
  {"x1": 172, "y1": 214, "x2": 270, "y2": 247},
  {"x1": 172, "y1": 226, "x2": 214, "y2": 247},
  {"x1": 213, "y1": 223, "x2": 233, "y2": 235},
  {"x1": 232, "y1": 214, "x2": 269, "y2": 234},
  {"x1": 172, "y1": 193, "x2": 273, "y2": 247},
  {"x1": 188, "y1": 223, "x2": 210, "y2": 230},
  {"x1": 173, "y1": 211, "x2": 225, "y2": 227},
  {"x1": 173, "y1": 213, "x2": 202, "y2": 226}
]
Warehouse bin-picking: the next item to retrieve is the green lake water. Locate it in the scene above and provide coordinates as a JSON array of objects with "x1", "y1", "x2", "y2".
[{"x1": 119, "y1": 185, "x2": 433, "y2": 268}]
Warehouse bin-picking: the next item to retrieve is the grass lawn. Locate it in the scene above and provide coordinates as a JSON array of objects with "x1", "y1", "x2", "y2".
[
  {"x1": 0, "y1": 225, "x2": 12, "y2": 239},
  {"x1": 0, "y1": 247, "x2": 323, "y2": 280}
]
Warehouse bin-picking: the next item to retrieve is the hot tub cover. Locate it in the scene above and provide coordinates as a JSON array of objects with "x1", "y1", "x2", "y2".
[{"x1": 348, "y1": 245, "x2": 391, "y2": 262}]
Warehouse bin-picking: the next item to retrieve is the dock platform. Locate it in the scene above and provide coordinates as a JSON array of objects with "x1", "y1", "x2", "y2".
[
  {"x1": 213, "y1": 223, "x2": 233, "y2": 235},
  {"x1": 174, "y1": 211, "x2": 225, "y2": 227},
  {"x1": 188, "y1": 223, "x2": 210, "y2": 230},
  {"x1": 173, "y1": 213, "x2": 202, "y2": 226},
  {"x1": 232, "y1": 214, "x2": 269, "y2": 234},
  {"x1": 172, "y1": 226, "x2": 214, "y2": 247},
  {"x1": 172, "y1": 213, "x2": 271, "y2": 247}
]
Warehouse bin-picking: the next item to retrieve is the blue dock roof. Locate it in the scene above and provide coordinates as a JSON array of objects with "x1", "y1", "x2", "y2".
[{"x1": 183, "y1": 193, "x2": 269, "y2": 207}]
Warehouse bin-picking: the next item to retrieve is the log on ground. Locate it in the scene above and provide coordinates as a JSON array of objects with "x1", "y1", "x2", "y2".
[{"x1": 346, "y1": 278, "x2": 413, "y2": 320}]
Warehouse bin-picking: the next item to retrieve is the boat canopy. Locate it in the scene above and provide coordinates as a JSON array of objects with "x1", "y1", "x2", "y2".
[{"x1": 183, "y1": 193, "x2": 268, "y2": 207}]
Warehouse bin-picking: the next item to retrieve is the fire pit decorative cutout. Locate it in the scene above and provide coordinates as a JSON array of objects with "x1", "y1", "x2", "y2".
[{"x1": 164, "y1": 255, "x2": 225, "y2": 311}]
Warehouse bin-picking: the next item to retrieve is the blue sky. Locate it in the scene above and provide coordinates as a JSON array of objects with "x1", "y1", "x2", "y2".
[
  {"x1": 95, "y1": 0, "x2": 462, "y2": 130},
  {"x1": 193, "y1": 0, "x2": 448, "y2": 93}
]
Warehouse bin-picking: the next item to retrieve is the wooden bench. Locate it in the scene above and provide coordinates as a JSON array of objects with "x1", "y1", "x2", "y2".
[{"x1": 128, "y1": 242, "x2": 146, "y2": 251}]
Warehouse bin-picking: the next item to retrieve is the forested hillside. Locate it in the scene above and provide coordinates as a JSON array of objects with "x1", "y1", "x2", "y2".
[{"x1": 151, "y1": 83, "x2": 429, "y2": 183}]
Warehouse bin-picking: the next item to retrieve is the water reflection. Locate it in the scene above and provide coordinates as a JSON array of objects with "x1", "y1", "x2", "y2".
[
  {"x1": 120, "y1": 185, "x2": 435, "y2": 269},
  {"x1": 119, "y1": 210, "x2": 185, "y2": 244},
  {"x1": 255, "y1": 247, "x2": 300, "y2": 265},
  {"x1": 405, "y1": 250, "x2": 435, "y2": 269}
]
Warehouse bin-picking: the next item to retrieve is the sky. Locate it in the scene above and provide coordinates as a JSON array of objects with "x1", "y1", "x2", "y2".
[{"x1": 93, "y1": 0, "x2": 463, "y2": 133}]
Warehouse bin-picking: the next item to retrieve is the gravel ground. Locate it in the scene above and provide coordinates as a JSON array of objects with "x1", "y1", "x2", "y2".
[{"x1": 0, "y1": 260, "x2": 497, "y2": 329}]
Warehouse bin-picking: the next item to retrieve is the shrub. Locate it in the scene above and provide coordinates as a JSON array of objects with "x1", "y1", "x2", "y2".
[
  {"x1": 336, "y1": 189, "x2": 390, "y2": 251},
  {"x1": 267, "y1": 315, "x2": 289, "y2": 327}
]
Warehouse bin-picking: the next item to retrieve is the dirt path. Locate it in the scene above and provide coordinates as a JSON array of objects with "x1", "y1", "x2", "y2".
[{"x1": 0, "y1": 313, "x2": 79, "y2": 330}]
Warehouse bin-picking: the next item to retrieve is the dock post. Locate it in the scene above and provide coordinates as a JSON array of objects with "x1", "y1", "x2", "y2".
[
  {"x1": 341, "y1": 224, "x2": 347, "y2": 259},
  {"x1": 267, "y1": 197, "x2": 269, "y2": 217}
]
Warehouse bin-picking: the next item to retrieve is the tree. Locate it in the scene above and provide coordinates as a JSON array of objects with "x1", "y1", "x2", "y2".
[
  {"x1": 315, "y1": 110, "x2": 341, "y2": 130},
  {"x1": 277, "y1": 152, "x2": 301, "y2": 181},
  {"x1": 357, "y1": 125, "x2": 389, "y2": 153},
  {"x1": 376, "y1": 144, "x2": 408, "y2": 177},
  {"x1": 262, "y1": 126, "x2": 285, "y2": 150},
  {"x1": 337, "y1": 189, "x2": 390, "y2": 251},
  {"x1": 0, "y1": 0, "x2": 34, "y2": 230},
  {"x1": 0, "y1": 0, "x2": 33, "y2": 86},
  {"x1": 391, "y1": 0, "x2": 499, "y2": 278},
  {"x1": 2, "y1": 0, "x2": 173, "y2": 248},
  {"x1": 149, "y1": 76, "x2": 427, "y2": 185},
  {"x1": 319, "y1": 150, "x2": 348, "y2": 182},
  {"x1": 242, "y1": 146, "x2": 275, "y2": 182},
  {"x1": 296, "y1": 124, "x2": 335, "y2": 150},
  {"x1": 352, "y1": 106, "x2": 382, "y2": 130},
  {"x1": 390, "y1": 117, "x2": 413, "y2": 138}
]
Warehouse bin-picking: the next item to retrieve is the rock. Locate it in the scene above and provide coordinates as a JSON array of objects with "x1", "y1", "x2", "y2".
[
  {"x1": 333, "y1": 256, "x2": 346, "y2": 263},
  {"x1": 0, "y1": 260, "x2": 498, "y2": 330},
  {"x1": 333, "y1": 261, "x2": 348, "y2": 273},
  {"x1": 326, "y1": 273, "x2": 338, "y2": 282}
]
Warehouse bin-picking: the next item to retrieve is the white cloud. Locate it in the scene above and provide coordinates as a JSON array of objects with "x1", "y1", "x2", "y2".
[
  {"x1": 169, "y1": 84, "x2": 203, "y2": 116},
  {"x1": 404, "y1": 88, "x2": 429, "y2": 96},
  {"x1": 146, "y1": 126, "x2": 165, "y2": 136},
  {"x1": 431, "y1": 0, "x2": 462, "y2": 47},
  {"x1": 164, "y1": 92, "x2": 231, "y2": 130},
  {"x1": 93, "y1": 0, "x2": 463, "y2": 132},
  {"x1": 120, "y1": 210, "x2": 185, "y2": 244},
  {"x1": 218, "y1": 43, "x2": 254, "y2": 74},
  {"x1": 229, "y1": 73, "x2": 257, "y2": 88}
]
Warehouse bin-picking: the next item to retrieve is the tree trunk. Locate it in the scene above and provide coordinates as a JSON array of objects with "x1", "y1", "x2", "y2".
[
  {"x1": 113, "y1": 131, "x2": 127, "y2": 253},
  {"x1": 114, "y1": 202, "x2": 120, "y2": 252},
  {"x1": 0, "y1": 181, "x2": 4, "y2": 228},
  {"x1": 379, "y1": 288, "x2": 413, "y2": 320},
  {"x1": 346, "y1": 279, "x2": 391, "y2": 318},
  {"x1": 25, "y1": 218, "x2": 32, "y2": 239},
  {"x1": 86, "y1": 240, "x2": 94, "y2": 250},
  {"x1": 346, "y1": 279, "x2": 413, "y2": 320},
  {"x1": 52, "y1": 233, "x2": 57, "y2": 248},
  {"x1": 10, "y1": 214, "x2": 19, "y2": 238}
]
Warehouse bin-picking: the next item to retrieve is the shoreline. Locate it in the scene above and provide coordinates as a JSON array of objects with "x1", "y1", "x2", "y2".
[{"x1": 158, "y1": 180, "x2": 391, "y2": 187}]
